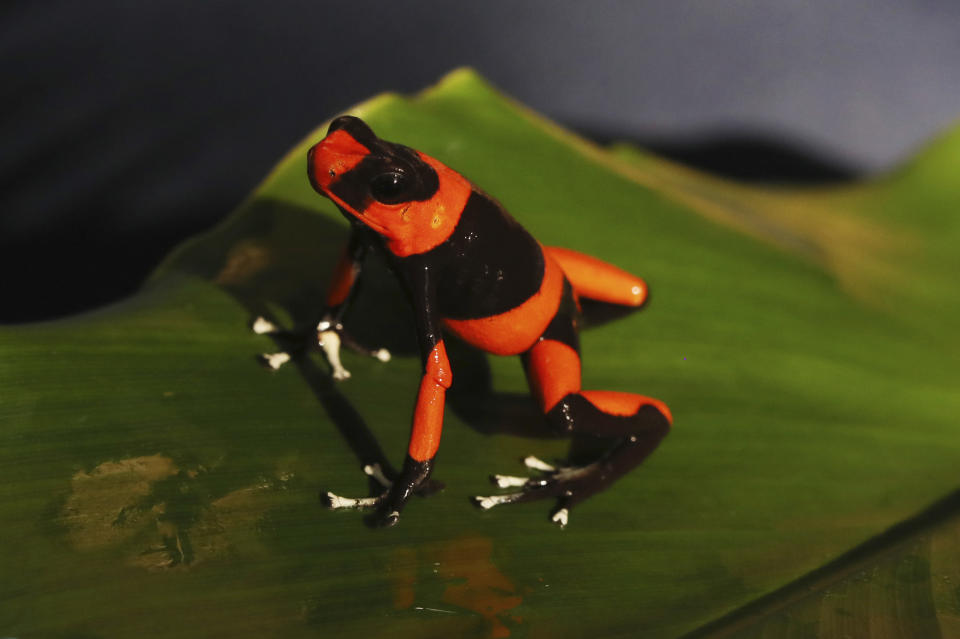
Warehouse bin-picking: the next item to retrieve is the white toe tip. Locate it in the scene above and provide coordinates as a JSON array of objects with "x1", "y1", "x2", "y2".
[
  {"x1": 325, "y1": 492, "x2": 353, "y2": 509},
  {"x1": 474, "y1": 496, "x2": 498, "y2": 510},
  {"x1": 474, "y1": 494, "x2": 517, "y2": 510},
  {"x1": 252, "y1": 316, "x2": 278, "y2": 334},
  {"x1": 262, "y1": 352, "x2": 291, "y2": 370},
  {"x1": 363, "y1": 463, "x2": 392, "y2": 487},
  {"x1": 325, "y1": 491, "x2": 379, "y2": 509},
  {"x1": 493, "y1": 474, "x2": 529, "y2": 488},
  {"x1": 524, "y1": 455, "x2": 556, "y2": 472},
  {"x1": 552, "y1": 508, "x2": 569, "y2": 528}
]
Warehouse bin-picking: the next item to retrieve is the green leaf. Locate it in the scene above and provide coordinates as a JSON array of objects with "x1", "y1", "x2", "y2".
[{"x1": 2, "y1": 68, "x2": 958, "y2": 638}]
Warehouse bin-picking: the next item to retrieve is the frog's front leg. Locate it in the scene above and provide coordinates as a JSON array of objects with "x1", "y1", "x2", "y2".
[
  {"x1": 373, "y1": 334, "x2": 451, "y2": 524},
  {"x1": 321, "y1": 340, "x2": 451, "y2": 525},
  {"x1": 316, "y1": 320, "x2": 391, "y2": 381},
  {"x1": 324, "y1": 460, "x2": 444, "y2": 510},
  {"x1": 252, "y1": 228, "x2": 389, "y2": 376},
  {"x1": 323, "y1": 263, "x2": 451, "y2": 527},
  {"x1": 323, "y1": 462, "x2": 392, "y2": 509},
  {"x1": 312, "y1": 229, "x2": 390, "y2": 378},
  {"x1": 252, "y1": 314, "x2": 388, "y2": 377}
]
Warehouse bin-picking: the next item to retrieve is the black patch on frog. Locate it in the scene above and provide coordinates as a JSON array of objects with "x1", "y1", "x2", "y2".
[
  {"x1": 538, "y1": 280, "x2": 580, "y2": 352},
  {"x1": 428, "y1": 190, "x2": 545, "y2": 320}
]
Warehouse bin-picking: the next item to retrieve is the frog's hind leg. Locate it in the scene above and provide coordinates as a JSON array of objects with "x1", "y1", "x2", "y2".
[
  {"x1": 473, "y1": 305, "x2": 671, "y2": 526},
  {"x1": 544, "y1": 246, "x2": 648, "y2": 308}
]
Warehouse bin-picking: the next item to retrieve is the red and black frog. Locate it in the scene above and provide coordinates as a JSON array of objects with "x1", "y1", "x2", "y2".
[{"x1": 279, "y1": 115, "x2": 672, "y2": 528}]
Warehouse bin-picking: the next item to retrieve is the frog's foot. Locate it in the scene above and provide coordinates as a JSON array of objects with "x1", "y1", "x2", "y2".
[
  {"x1": 315, "y1": 318, "x2": 390, "y2": 380},
  {"x1": 251, "y1": 316, "x2": 298, "y2": 370},
  {"x1": 485, "y1": 455, "x2": 560, "y2": 488},
  {"x1": 474, "y1": 381, "x2": 673, "y2": 526},
  {"x1": 473, "y1": 455, "x2": 598, "y2": 528},
  {"x1": 474, "y1": 441, "x2": 664, "y2": 529},
  {"x1": 316, "y1": 329, "x2": 351, "y2": 380},
  {"x1": 318, "y1": 330, "x2": 391, "y2": 380},
  {"x1": 322, "y1": 463, "x2": 390, "y2": 510},
  {"x1": 250, "y1": 315, "x2": 389, "y2": 378},
  {"x1": 322, "y1": 463, "x2": 442, "y2": 515}
]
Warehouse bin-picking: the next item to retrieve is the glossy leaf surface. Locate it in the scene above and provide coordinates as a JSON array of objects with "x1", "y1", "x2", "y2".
[{"x1": 2, "y1": 70, "x2": 959, "y2": 638}]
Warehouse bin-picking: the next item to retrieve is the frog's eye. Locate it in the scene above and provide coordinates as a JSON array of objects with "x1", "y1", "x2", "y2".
[{"x1": 370, "y1": 171, "x2": 411, "y2": 204}]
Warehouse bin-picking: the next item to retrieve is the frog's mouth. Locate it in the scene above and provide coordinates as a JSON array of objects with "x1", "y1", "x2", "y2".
[
  {"x1": 327, "y1": 196, "x2": 392, "y2": 239},
  {"x1": 306, "y1": 144, "x2": 325, "y2": 193}
]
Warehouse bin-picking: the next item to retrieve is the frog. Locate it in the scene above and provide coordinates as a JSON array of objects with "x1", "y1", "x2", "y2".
[{"x1": 257, "y1": 115, "x2": 672, "y2": 528}]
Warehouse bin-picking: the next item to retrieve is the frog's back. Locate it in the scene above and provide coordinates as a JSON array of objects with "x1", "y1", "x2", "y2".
[
  {"x1": 435, "y1": 190, "x2": 566, "y2": 355},
  {"x1": 436, "y1": 190, "x2": 543, "y2": 317}
]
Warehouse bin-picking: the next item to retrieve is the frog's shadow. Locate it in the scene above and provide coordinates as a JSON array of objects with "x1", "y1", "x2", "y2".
[{"x1": 172, "y1": 198, "x2": 635, "y2": 476}]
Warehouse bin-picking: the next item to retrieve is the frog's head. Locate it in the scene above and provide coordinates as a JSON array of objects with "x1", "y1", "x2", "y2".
[{"x1": 307, "y1": 116, "x2": 471, "y2": 256}]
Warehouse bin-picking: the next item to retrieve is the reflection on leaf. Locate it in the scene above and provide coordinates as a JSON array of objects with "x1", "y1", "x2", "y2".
[
  {"x1": 436, "y1": 536, "x2": 524, "y2": 638},
  {"x1": 387, "y1": 536, "x2": 525, "y2": 638}
]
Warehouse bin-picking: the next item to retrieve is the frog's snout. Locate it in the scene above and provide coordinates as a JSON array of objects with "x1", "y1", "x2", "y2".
[
  {"x1": 307, "y1": 136, "x2": 344, "y2": 193},
  {"x1": 306, "y1": 143, "x2": 330, "y2": 194},
  {"x1": 307, "y1": 128, "x2": 371, "y2": 195}
]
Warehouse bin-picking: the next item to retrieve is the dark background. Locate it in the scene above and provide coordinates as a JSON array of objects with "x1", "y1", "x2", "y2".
[{"x1": 3, "y1": 1, "x2": 959, "y2": 323}]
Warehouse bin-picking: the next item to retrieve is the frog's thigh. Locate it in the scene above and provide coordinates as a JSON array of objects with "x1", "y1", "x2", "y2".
[
  {"x1": 523, "y1": 339, "x2": 672, "y2": 436},
  {"x1": 522, "y1": 338, "x2": 582, "y2": 413},
  {"x1": 520, "y1": 294, "x2": 582, "y2": 413},
  {"x1": 544, "y1": 246, "x2": 647, "y2": 307}
]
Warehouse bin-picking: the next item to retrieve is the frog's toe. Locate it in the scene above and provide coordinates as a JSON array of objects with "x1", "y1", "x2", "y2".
[
  {"x1": 472, "y1": 493, "x2": 523, "y2": 510},
  {"x1": 491, "y1": 473, "x2": 538, "y2": 489},
  {"x1": 336, "y1": 330, "x2": 391, "y2": 363},
  {"x1": 251, "y1": 316, "x2": 280, "y2": 335},
  {"x1": 472, "y1": 490, "x2": 573, "y2": 529},
  {"x1": 321, "y1": 490, "x2": 381, "y2": 510},
  {"x1": 363, "y1": 463, "x2": 392, "y2": 488},
  {"x1": 258, "y1": 351, "x2": 291, "y2": 370},
  {"x1": 472, "y1": 455, "x2": 614, "y2": 524},
  {"x1": 550, "y1": 506, "x2": 570, "y2": 529},
  {"x1": 523, "y1": 455, "x2": 558, "y2": 472},
  {"x1": 474, "y1": 454, "x2": 575, "y2": 508}
]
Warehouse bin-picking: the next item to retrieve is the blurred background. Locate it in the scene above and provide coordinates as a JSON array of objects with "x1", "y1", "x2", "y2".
[{"x1": 3, "y1": 0, "x2": 959, "y2": 323}]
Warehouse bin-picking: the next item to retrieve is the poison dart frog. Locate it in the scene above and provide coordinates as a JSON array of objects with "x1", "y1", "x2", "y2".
[{"x1": 291, "y1": 115, "x2": 672, "y2": 528}]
